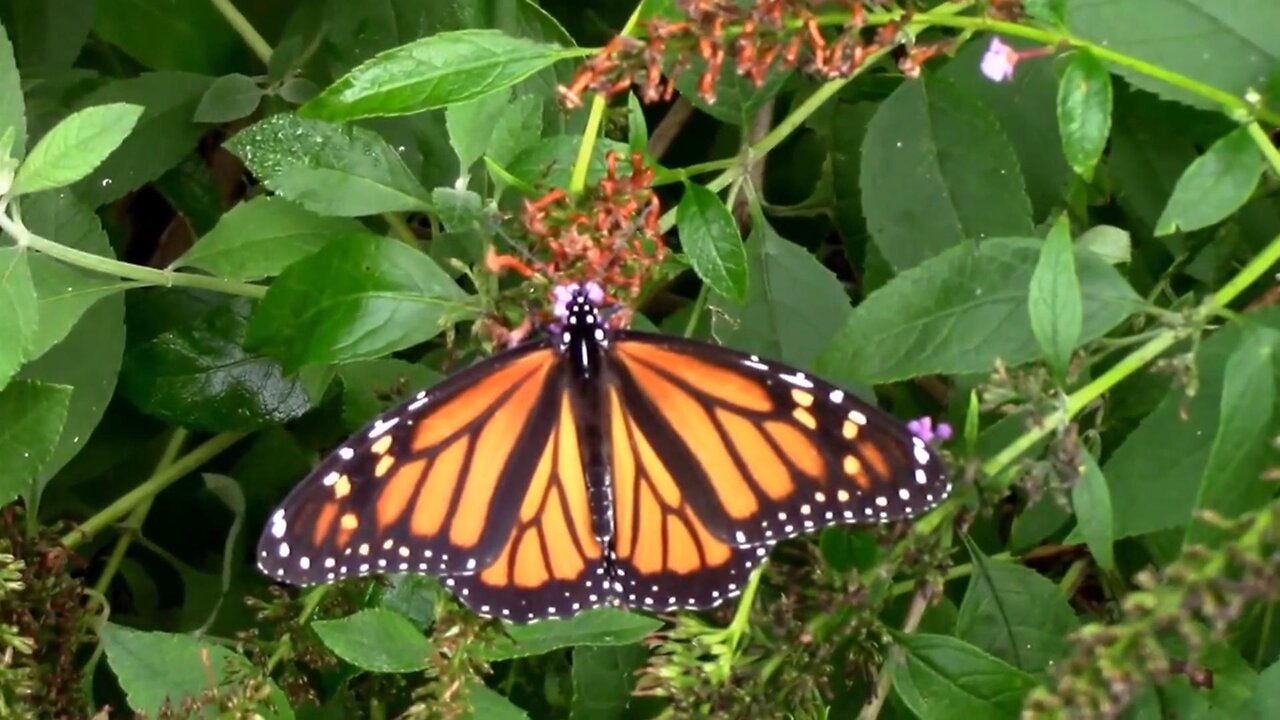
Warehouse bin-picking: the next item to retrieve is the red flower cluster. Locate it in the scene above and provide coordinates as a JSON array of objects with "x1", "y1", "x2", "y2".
[
  {"x1": 559, "y1": 0, "x2": 942, "y2": 107},
  {"x1": 483, "y1": 152, "x2": 666, "y2": 344}
]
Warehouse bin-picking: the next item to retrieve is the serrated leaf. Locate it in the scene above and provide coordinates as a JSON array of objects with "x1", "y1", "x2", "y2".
[
  {"x1": 302, "y1": 29, "x2": 577, "y2": 121},
  {"x1": 174, "y1": 196, "x2": 367, "y2": 281},
  {"x1": 1076, "y1": 225, "x2": 1131, "y2": 265},
  {"x1": 312, "y1": 608, "x2": 432, "y2": 673},
  {"x1": 486, "y1": 94, "x2": 543, "y2": 171},
  {"x1": 0, "y1": 18, "x2": 27, "y2": 161},
  {"x1": 462, "y1": 682, "x2": 528, "y2": 720},
  {"x1": 193, "y1": 73, "x2": 264, "y2": 123},
  {"x1": 0, "y1": 247, "x2": 39, "y2": 389},
  {"x1": 1185, "y1": 329, "x2": 1278, "y2": 548},
  {"x1": 861, "y1": 74, "x2": 1033, "y2": 271},
  {"x1": 121, "y1": 294, "x2": 317, "y2": 431},
  {"x1": 816, "y1": 238, "x2": 1140, "y2": 385},
  {"x1": 955, "y1": 554, "x2": 1079, "y2": 674},
  {"x1": 226, "y1": 114, "x2": 431, "y2": 217},
  {"x1": 677, "y1": 183, "x2": 747, "y2": 302},
  {"x1": 571, "y1": 644, "x2": 648, "y2": 720},
  {"x1": 1072, "y1": 450, "x2": 1115, "y2": 572},
  {"x1": 483, "y1": 608, "x2": 661, "y2": 661},
  {"x1": 11, "y1": 102, "x2": 143, "y2": 195},
  {"x1": 891, "y1": 633, "x2": 1038, "y2": 719},
  {"x1": 1027, "y1": 224, "x2": 1083, "y2": 377},
  {"x1": 15, "y1": 191, "x2": 125, "y2": 503},
  {"x1": 710, "y1": 216, "x2": 850, "y2": 369},
  {"x1": 1156, "y1": 126, "x2": 1265, "y2": 235},
  {"x1": 72, "y1": 72, "x2": 213, "y2": 207},
  {"x1": 101, "y1": 624, "x2": 293, "y2": 719},
  {"x1": 246, "y1": 235, "x2": 475, "y2": 370},
  {"x1": 1067, "y1": 1, "x2": 1280, "y2": 111},
  {"x1": 1057, "y1": 51, "x2": 1112, "y2": 180},
  {"x1": 0, "y1": 380, "x2": 71, "y2": 507}
]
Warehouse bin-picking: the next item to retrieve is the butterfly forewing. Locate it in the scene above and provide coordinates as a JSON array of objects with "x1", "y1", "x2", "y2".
[
  {"x1": 608, "y1": 332, "x2": 951, "y2": 549},
  {"x1": 257, "y1": 341, "x2": 564, "y2": 585}
]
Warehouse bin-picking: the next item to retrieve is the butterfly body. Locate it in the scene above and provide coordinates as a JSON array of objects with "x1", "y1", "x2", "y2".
[{"x1": 259, "y1": 285, "x2": 951, "y2": 622}]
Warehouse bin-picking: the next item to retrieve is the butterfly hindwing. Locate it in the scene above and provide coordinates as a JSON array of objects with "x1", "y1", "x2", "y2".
[
  {"x1": 608, "y1": 332, "x2": 950, "y2": 549},
  {"x1": 257, "y1": 341, "x2": 563, "y2": 585}
]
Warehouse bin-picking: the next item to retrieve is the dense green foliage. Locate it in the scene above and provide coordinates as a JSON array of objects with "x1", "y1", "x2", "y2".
[{"x1": 0, "y1": 0, "x2": 1278, "y2": 717}]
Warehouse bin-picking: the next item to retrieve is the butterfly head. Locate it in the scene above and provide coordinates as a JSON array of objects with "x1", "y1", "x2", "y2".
[{"x1": 551, "y1": 281, "x2": 609, "y2": 359}]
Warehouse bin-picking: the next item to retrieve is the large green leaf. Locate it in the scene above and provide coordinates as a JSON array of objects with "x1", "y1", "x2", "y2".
[
  {"x1": 246, "y1": 235, "x2": 475, "y2": 370},
  {"x1": 1156, "y1": 126, "x2": 1265, "y2": 236},
  {"x1": 0, "y1": 380, "x2": 71, "y2": 507},
  {"x1": 0, "y1": 17, "x2": 26, "y2": 161},
  {"x1": 302, "y1": 29, "x2": 577, "y2": 121},
  {"x1": 0, "y1": 0, "x2": 93, "y2": 75},
  {"x1": 93, "y1": 0, "x2": 241, "y2": 74},
  {"x1": 11, "y1": 103, "x2": 143, "y2": 196},
  {"x1": 571, "y1": 644, "x2": 648, "y2": 720},
  {"x1": 483, "y1": 608, "x2": 661, "y2": 661},
  {"x1": 816, "y1": 238, "x2": 1141, "y2": 385},
  {"x1": 711, "y1": 216, "x2": 850, "y2": 370},
  {"x1": 0, "y1": 247, "x2": 38, "y2": 389},
  {"x1": 173, "y1": 196, "x2": 368, "y2": 281},
  {"x1": 891, "y1": 633, "x2": 1038, "y2": 719},
  {"x1": 861, "y1": 74, "x2": 1033, "y2": 271},
  {"x1": 955, "y1": 555, "x2": 1079, "y2": 675},
  {"x1": 226, "y1": 114, "x2": 431, "y2": 217},
  {"x1": 1067, "y1": 1, "x2": 1280, "y2": 111},
  {"x1": 312, "y1": 608, "x2": 432, "y2": 673},
  {"x1": 1056, "y1": 50, "x2": 1112, "y2": 180},
  {"x1": 121, "y1": 294, "x2": 317, "y2": 431},
  {"x1": 677, "y1": 183, "x2": 747, "y2": 302}
]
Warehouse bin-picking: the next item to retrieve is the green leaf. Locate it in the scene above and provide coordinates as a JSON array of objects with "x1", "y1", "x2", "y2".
[
  {"x1": 93, "y1": 0, "x2": 241, "y2": 74},
  {"x1": 462, "y1": 682, "x2": 529, "y2": 720},
  {"x1": 226, "y1": 114, "x2": 432, "y2": 217},
  {"x1": 861, "y1": 74, "x2": 1033, "y2": 271},
  {"x1": 571, "y1": 644, "x2": 648, "y2": 720},
  {"x1": 193, "y1": 73, "x2": 265, "y2": 123},
  {"x1": 1108, "y1": 88, "x2": 1200, "y2": 241},
  {"x1": 1185, "y1": 329, "x2": 1278, "y2": 547},
  {"x1": 1068, "y1": 449, "x2": 1116, "y2": 572},
  {"x1": 1067, "y1": 1, "x2": 1280, "y2": 111},
  {"x1": 1057, "y1": 50, "x2": 1112, "y2": 180},
  {"x1": 817, "y1": 238, "x2": 1140, "y2": 385},
  {"x1": 891, "y1": 633, "x2": 1038, "y2": 719},
  {"x1": 0, "y1": 247, "x2": 39, "y2": 389},
  {"x1": 121, "y1": 294, "x2": 318, "y2": 432},
  {"x1": 1027, "y1": 222, "x2": 1083, "y2": 377},
  {"x1": 72, "y1": 72, "x2": 214, "y2": 207},
  {"x1": 302, "y1": 29, "x2": 576, "y2": 121},
  {"x1": 431, "y1": 187, "x2": 484, "y2": 232},
  {"x1": 0, "y1": 0, "x2": 94, "y2": 74},
  {"x1": 505, "y1": 135, "x2": 629, "y2": 193},
  {"x1": 447, "y1": 89, "x2": 512, "y2": 171},
  {"x1": 11, "y1": 103, "x2": 143, "y2": 196},
  {"x1": 338, "y1": 358, "x2": 440, "y2": 431},
  {"x1": 819, "y1": 528, "x2": 879, "y2": 573},
  {"x1": 1156, "y1": 126, "x2": 1265, "y2": 235},
  {"x1": 710, "y1": 216, "x2": 850, "y2": 369},
  {"x1": 1076, "y1": 225, "x2": 1131, "y2": 265},
  {"x1": 1009, "y1": 493, "x2": 1072, "y2": 553},
  {"x1": 0, "y1": 380, "x2": 71, "y2": 507},
  {"x1": 1104, "y1": 309, "x2": 1280, "y2": 540},
  {"x1": 101, "y1": 623, "x2": 293, "y2": 718},
  {"x1": 1024, "y1": 0, "x2": 1066, "y2": 24},
  {"x1": 173, "y1": 197, "x2": 368, "y2": 281},
  {"x1": 485, "y1": 94, "x2": 543, "y2": 171},
  {"x1": 246, "y1": 235, "x2": 475, "y2": 370},
  {"x1": 1249, "y1": 659, "x2": 1280, "y2": 718},
  {"x1": 673, "y1": 52, "x2": 791, "y2": 126},
  {"x1": 0, "y1": 16, "x2": 26, "y2": 162},
  {"x1": 483, "y1": 608, "x2": 661, "y2": 661},
  {"x1": 312, "y1": 608, "x2": 432, "y2": 673},
  {"x1": 377, "y1": 574, "x2": 440, "y2": 628},
  {"x1": 955, "y1": 555, "x2": 1079, "y2": 674},
  {"x1": 677, "y1": 183, "x2": 747, "y2": 302},
  {"x1": 15, "y1": 191, "x2": 126, "y2": 503}
]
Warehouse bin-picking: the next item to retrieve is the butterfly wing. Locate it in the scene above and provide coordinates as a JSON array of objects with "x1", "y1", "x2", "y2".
[
  {"x1": 605, "y1": 379, "x2": 771, "y2": 612},
  {"x1": 607, "y1": 332, "x2": 951, "y2": 550},
  {"x1": 445, "y1": 387, "x2": 609, "y2": 622},
  {"x1": 257, "y1": 340, "x2": 568, "y2": 586}
]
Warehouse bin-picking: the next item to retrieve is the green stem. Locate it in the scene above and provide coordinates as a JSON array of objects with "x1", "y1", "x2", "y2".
[
  {"x1": 62, "y1": 432, "x2": 250, "y2": 549},
  {"x1": 90, "y1": 429, "x2": 189, "y2": 603},
  {"x1": 265, "y1": 585, "x2": 330, "y2": 674},
  {"x1": 569, "y1": 4, "x2": 647, "y2": 195},
  {"x1": 683, "y1": 283, "x2": 709, "y2": 338},
  {"x1": 208, "y1": 0, "x2": 272, "y2": 65},
  {"x1": 1247, "y1": 121, "x2": 1280, "y2": 177},
  {"x1": 0, "y1": 207, "x2": 266, "y2": 299}
]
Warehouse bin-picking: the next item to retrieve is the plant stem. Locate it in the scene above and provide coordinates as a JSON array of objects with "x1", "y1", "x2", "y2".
[
  {"x1": 0, "y1": 207, "x2": 267, "y2": 298},
  {"x1": 90, "y1": 429, "x2": 189, "y2": 604},
  {"x1": 569, "y1": 4, "x2": 647, "y2": 195},
  {"x1": 857, "y1": 586, "x2": 930, "y2": 720},
  {"x1": 208, "y1": 0, "x2": 272, "y2": 65},
  {"x1": 265, "y1": 585, "x2": 330, "y2": 674},
  {"x1": 62, "y1": 432, "x2": 250, "y2": 549}
]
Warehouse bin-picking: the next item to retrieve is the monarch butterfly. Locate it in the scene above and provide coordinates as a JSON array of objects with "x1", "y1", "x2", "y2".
[{"x1": 257, "y1": 282, "x2": 951, "y2": 623}]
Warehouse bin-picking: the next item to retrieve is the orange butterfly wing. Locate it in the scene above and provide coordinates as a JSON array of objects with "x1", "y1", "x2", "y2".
[{"x1": 257, "y1": 342, "x2": 568, "y2": 591}]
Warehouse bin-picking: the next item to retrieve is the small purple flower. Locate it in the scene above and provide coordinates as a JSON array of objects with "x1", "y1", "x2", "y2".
[
  {"x1": 908, "y1": 416, "x2": 953, "y2": 444},
  {"x1": 583, "y1": 281, "x2": 605, "y2": 305},
  {"x1": 980, "y1": 38, "x2": 1018, "y2": 82},
  {"x1": 551, "y1": 283, "x2": 580, "y2": 319}
]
